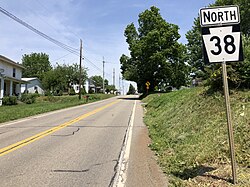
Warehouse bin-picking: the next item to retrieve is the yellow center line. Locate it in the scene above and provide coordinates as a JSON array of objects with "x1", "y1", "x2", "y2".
[{"x1": 0, "y1": 100, "x2": 120, "y2": 156}]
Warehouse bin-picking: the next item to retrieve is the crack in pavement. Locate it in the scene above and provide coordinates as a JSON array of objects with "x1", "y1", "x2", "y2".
[
  {"x1": 52, "y1": 169, "x2": 90, "y2": 173},
  {"x1": 51, "y1": 127, "x2": 80, "y2": 137},
  {"x1": 52, "y1": 159, "x2": 118, "y2": 174}
]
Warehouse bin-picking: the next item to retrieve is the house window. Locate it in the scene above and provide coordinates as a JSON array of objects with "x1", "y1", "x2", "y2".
[{"x1": 13, "y1": 68, "x2": 16, "y2": 77}]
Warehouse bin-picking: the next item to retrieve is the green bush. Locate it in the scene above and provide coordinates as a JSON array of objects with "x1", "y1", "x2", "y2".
[
  {"x1": 44, "y1": 90, "x2": 52, "y2": 96},
  {"x1": 69, "y1": 88, "x2": 76, "y2": 95},
  {"x1": 53, "y1": 90, "x2": 63, "y2": 96},
  {"x1": 88, "y1": 88, "x2": 94, "y2": 94},
  {"x1": 21, "y1": 94, "x2": 37, "y2": 104},
  {"x1": 3, "y1": 96, "x2": 17, "y2": 105},
  {"x1": 81, "y1": 87, "x2": 86, "y2": 95}
]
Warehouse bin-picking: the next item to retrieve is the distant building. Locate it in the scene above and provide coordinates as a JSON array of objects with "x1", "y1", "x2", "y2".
[
  {"x1": 21, "y1": 78, "x2": 44, "y2": 95},
  {"x1": 0, "y1": 55, "x2": 26, "y2": 105},
  {"x1": 70, "y1": 79, "x2": 91, "y2": 94},
  {"x1": 88, "y1": 79, "x2": 97, "y2": 93}
]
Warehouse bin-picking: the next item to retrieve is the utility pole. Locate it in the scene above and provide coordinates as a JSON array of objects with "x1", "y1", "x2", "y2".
[
  {"x1": 119, "y1": 74, "x2": 121, "y2": 95},
  {"x1": 103, "y1": 57, "x2": 105, "y2": 94},
  {"x1": 113, "y1": 68, "x2": 115, "y2": 86},
  {"x1": 78, "y1": 39, "x2": 82, "y2": 100},
  {"x1": 122, "y1": 78, "x2": 124, "y2": 95}
]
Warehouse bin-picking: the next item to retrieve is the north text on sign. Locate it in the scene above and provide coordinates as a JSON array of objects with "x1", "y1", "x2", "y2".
[{"x1": 200, "y1": 6, "x2": 239, "y2": 26}]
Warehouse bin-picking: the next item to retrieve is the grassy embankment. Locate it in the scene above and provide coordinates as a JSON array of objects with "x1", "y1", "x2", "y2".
[
  {"x1": 0, "y1": 94, "x2": 114, "y2": 123},
  {"x1": 143, "y1": 87, "x2": 250, "y2": 187}
]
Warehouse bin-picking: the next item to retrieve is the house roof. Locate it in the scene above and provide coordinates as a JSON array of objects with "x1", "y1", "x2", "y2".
[
  {"x1": 22, "y1": 77, "x2": 40, "y2": 82},
  {"x1": 0, "y1": 55, "x2": 25, "y2": 69},
  {"x1": 5, "y1": 76, "x2": 28, "y2": 84}
]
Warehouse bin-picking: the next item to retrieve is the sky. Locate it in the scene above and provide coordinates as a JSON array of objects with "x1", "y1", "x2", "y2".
[{"x1": 0, "y1": 0, "x2": 215, "y2": 93}]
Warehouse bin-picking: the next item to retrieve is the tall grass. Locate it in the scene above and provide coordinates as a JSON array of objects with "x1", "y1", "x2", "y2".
[{"x1": 143, "y1": 87, "x2": 250, "y2": 186}]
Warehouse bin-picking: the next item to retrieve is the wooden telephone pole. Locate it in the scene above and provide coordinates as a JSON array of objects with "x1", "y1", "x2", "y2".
[
  {"x1": 79, "y1": 39, "x2": 83, "y2": 100},
  {"x1": 103, "y1": 57, "x2": 105, "y2": 93}
]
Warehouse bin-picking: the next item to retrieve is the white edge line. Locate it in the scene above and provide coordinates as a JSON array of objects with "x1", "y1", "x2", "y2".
[{"x1": 115, "y1": 100, "x2": 136, "y2": 187}]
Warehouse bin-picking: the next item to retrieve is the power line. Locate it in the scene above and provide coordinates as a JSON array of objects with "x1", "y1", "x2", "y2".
[
  {"x1": 22, "y1": 2, "x2": 62, "y2": 40},
  {"x1": 84, "y1": 57, "x2": 102, "y2": 72},
  {"x1": 0, "y1": 6, "x2": 113, "y2": 79},
  {"x1": 35, "y1": 0, "x2": 83, "y2": 41},
  {"x1": 105, "y1": 61, "x2": 118, "y2": 64},
  {"x1": 0, "y1": 6, "x2": 79, "y2": 54},
  {"x1": 50, "y1": 52, "x2": 73, "y2": 63}
]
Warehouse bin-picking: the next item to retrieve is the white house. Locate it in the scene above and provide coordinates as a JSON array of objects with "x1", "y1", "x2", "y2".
[
  {"x1": 71, "y1": 79, "x2": 90, "y2": 94},
  {"x1": 0, "y1": 55, "x2": 26, "y2": 105},
  {"x1": 21, "y1": 78, "x2": 44, "y2": 95}
]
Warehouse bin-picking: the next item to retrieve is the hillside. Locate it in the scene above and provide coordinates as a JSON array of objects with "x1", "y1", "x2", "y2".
[{"x1": 143, "y1": 87, "x2": 250, "y2": 187}]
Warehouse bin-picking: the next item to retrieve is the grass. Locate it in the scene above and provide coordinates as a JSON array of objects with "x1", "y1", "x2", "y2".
[
  {"x1": 0, "y1": 94, "x2": 115, "y2": 123},
  {"x1": 143, "y1": 87, "x2": 250, "y2": 187}
]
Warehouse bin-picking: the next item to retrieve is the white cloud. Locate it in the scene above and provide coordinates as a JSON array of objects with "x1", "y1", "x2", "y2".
[{"x1": 0, "y1": 0, "x2": 215, "y2": 88}]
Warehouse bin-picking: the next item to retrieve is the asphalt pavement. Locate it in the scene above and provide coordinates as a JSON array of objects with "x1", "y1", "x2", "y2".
[{"x1": 0, "y1": 95, "x2": 167, "y2": 187}]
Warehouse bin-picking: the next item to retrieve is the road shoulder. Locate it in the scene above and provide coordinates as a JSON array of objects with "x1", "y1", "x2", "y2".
[{"x1": 126, "y1": 100, "x2": 168, "y2": 187}]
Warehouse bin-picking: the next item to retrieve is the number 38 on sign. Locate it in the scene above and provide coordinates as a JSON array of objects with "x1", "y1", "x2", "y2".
[{"x1": 200, "y1": 6, "x2": 244, "y2": 64}]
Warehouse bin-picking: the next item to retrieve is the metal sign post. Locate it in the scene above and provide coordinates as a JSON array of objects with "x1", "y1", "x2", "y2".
[
  {"x1": 200, "y1": 5, "x2": 244, "y2": 184},
  {"x1": 222, "y1": 61, "x2": 237, "y2": 184}
]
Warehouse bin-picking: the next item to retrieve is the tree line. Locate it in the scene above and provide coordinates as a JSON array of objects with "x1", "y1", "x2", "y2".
[
  {"x1": 22, "y1": 53, "x2": 116, "y2": 95},
  {"x1": 120, "y1": 0, "x2": 250, "y2": 93}
]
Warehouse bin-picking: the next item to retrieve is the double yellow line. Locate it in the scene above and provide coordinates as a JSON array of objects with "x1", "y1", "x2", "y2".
[{"x1": 0, "y1": 100, "x2": 120, "y2": 156}]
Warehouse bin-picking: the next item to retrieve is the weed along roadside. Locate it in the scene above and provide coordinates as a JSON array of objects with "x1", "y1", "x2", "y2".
[
  {"x1": 0, "y1": 94, "x2": 115, "y2": 123},
  {"x1": 142, "y1": 87, "x2": 250, "y2": 187}
]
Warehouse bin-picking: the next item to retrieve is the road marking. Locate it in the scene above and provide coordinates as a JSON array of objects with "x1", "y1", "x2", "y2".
[
  {"x1": 113, "y1": 100, "x2": 136, "y2": 187},
  {"x1": 0, "y1": 97, "x2": 118, "y2": 128},
  {"x1": 0, "y1": 100, "x2": 120, "y2": 156}
]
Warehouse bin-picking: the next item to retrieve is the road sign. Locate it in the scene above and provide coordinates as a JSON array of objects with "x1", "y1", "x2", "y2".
[
  {"x1": 200, "y1": 6, "x2": 243, "y2": 64},
  {"x1": 200, "y1": 6, "x2": 240, "y2": 27},
  {"x1": 201, "y1": 25, "x2": 244, "y2": 63},
  {"x1": 200, "y1": 5, "x2": 242, "y2": 184},
  {"x1": 146, "y1": 81, "x2": 150, "y2": 94}
]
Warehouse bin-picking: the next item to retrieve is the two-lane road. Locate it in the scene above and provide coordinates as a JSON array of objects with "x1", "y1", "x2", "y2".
[{"x1": 0, "y1": 96, "x2": 167, "y2": 187}]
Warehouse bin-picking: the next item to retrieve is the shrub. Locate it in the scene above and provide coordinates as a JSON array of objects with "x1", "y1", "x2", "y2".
[
  {"x1": 21, "y1": 94, "x2": 37, "y2": 104},
  {"x1": 69, "y1": 88, "x2": 76, "y2": 95},
  {"x1": 44, "y1": 90, "x2": 52, "y2": 96},
  {"x1": 81, "y1": 87, "x2": 86, "y2": 95},
  {"x1": 53, "y1": 90, "x2": 63, "y2": 96},
  {"x1": 88, "y1": 88, "x2": 94, "y2": 94},
  {"x1": 59, "y1": 90, "x2": 63, "y2": 96},
  {"x1": 3, "y1": 96, "x2": 17, "y2": 105}
]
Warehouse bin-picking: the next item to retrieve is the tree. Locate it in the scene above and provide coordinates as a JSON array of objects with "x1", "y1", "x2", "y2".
[
  {"x1": 213, "y1": 0, "x2": 250, "y2": 35},
  {"x1": 91, "y1": 76, "x2": 108, "y2": 87},
  {"x1": 22, "y1": 53, "x2": 52, "y2": 81},
  {"x1": 127, "y1": 84, "x2": 136, "y2": 95},
  {"x1": 90, "y1": 75, "x2": 109, "y2": 93},
  {"x1": 42, "y1": 70, "x2": 58, "y2": 94},
  {"x1": 186, "y1": 0, "x2": 250, "y2": 91},
  {"x1": 42, "y1": 63, "x2": 87, "y2": 95},
  {"x1": 105, "y1": 85, "x2": 116, "y2": 93},
  {"x1": 186, "y1": 18, "x2": 207, "y2": 79},
  {"x1": 120, "y1": 6, "x2": 188, "y2": 93}
]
